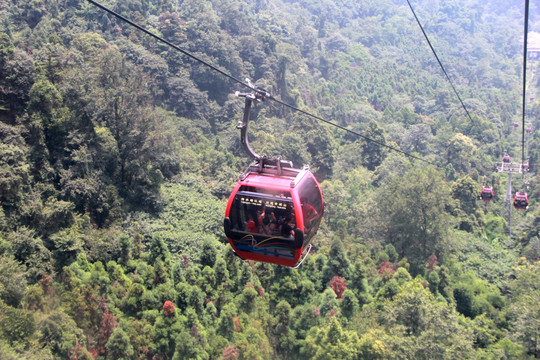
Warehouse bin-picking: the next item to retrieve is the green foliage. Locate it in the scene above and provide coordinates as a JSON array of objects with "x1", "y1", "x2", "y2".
[
  {"x1": 381, "y1": 280, "x2": 476, "y2": 359},
  {"x1": 0, "y1": 255, "x2": 27, "y2": 306},
  {"x1": 303, "y1": 316, "x2": 361, "y2": 359},
  {"x1": 0, "y1": 306, "x2": 35, "y2": 347},
  {"x1": 340, "y1": 289, "x2": 360, "y2": 319},
  {"x1": 38, "y1": 311, "x2": 85, "y2": 358},
  {"x1": 451, "y1": 176, "x2": 483, "y2": 232},
  {"x1": 506, "y1": 262, "x2": 540, "y2": 357},
  {"x1": 377, "y1": 167, "x2": 455, "y2": 274},
  {"x1": 0, "y1": 1, "x2": 538, "y2": 358},
  {"x1": 105, "y1": 327, "x2": 134, "y2": 360}
]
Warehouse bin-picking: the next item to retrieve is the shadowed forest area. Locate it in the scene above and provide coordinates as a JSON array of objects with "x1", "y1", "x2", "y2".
[{"x1": 0, "y1": 0, "x2": 540, "y2": 359}]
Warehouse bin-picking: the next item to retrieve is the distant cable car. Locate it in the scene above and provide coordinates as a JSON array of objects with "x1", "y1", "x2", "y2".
[
  {"x1": 480, "y1": 186, "x2": 494, "y2": 201},
  {"x1": 503, "y1": 155, "x2": 511, "y2": 163},
  {"x1": 513, "y1": 121, "x2": 519, "y2": 128},
  {"x1": 526, "y1": 126, "x2": 532, "y2": 134},
  {"x1": 513, "y1": 192, "x2": 529, "y2": 210},
  {"x1": 224, "y1": 88, "x2": 323, "y2": 267}
]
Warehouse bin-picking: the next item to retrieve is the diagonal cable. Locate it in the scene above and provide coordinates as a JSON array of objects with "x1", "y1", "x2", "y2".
[
  {"x1": 269, "y1": 96, "x2": 438, "y2": 166},
  {"x1": 86, "y1": 0, "x2": 256, "y2": 92},
  {"x1": 521, "y1": 0, "x2": 530, "y2": 179},
  {"x1": 87, "y1": 0, "x2": 438, "y2": 167},
  {"x1": 405, "y1": 0, "x2": 475, "y2": 126}
]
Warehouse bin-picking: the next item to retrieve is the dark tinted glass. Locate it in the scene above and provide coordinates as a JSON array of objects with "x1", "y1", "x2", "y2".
[
  {"x1": 298, "y1": 176, "x2": 323, "y2": 242},
  {"x1": 229, "y1": 189, "x2": 295, "y2": 239}
]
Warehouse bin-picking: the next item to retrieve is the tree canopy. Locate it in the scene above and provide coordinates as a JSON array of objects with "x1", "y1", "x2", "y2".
[{"x1": 0, "y1": 0, "x2": 539, "y2": 358}]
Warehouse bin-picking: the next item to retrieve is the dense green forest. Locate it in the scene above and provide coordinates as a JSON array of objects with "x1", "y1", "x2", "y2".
[{"x1": 1, "y1": 0, "x2": 539, "y2": 358}]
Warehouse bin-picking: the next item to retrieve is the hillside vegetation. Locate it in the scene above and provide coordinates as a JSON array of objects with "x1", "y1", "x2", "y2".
[{"x1": 0, "y1": 0, "x2": 539, "y2": 359}]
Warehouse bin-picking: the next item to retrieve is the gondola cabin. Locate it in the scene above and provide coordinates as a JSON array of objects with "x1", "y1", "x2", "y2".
[
  {"x1": 526, "y1": 126, "x2": 533, "y2": 134},
  {"x1": 480, "y1": 186, "x2": 494, "y2": 201},
  {"x1": 513, "y1": 192, "x2": 529, "y2": 210},
  {"x1": 503, "y1": 155, "x2": 511, "y2": 163},
  {"x1": 513, "y1": 121, "x2": 519, "y2": 128},
  {"x1": 224, "y1": 166, "x2": 323, "y2": 267}
]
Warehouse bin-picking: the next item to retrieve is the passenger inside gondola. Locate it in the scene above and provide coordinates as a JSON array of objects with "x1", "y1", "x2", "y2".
[{"x1": 513, "y1": 192, "x2": 529, "y2": 209}]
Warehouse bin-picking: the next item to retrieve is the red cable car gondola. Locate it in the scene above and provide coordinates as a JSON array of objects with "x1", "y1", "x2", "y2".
[
  {"x1": 480, "y1": 186, "x2": 494, "y2": 201},
  {"x1": 513, "y1": 121, "x2": 519, "y2": 128},
  {"x1": 513, "y1": 192, "x2": 529, "y2": 210},
  {"x1": 224, "y1": 89, "x2": 323, "y2": 267},
  {"x1": 503, "y1": 155, "x2": 510, "y2": 163},
  {"x1": 224, "y1": 165, "x2": 323, "y2": 267},
  {"x1": 526, "y1": 126, "x2": 532, "y2": 134}
]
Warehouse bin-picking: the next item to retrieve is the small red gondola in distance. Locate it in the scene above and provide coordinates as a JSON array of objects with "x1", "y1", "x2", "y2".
[
  {"x1": 503, "y1": 155, "x2": 511, "y2": 163},
  {"x1": 480, "y1": 186, "x2": 494, "y2": 201},
  {"x1": 513, "y1": 192, "x2": 529, "y2": 210}
]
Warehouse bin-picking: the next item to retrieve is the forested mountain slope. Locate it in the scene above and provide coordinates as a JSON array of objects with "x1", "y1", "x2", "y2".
[{"x1": 0, "y1": 0, "x2": 539, "y2": 359}]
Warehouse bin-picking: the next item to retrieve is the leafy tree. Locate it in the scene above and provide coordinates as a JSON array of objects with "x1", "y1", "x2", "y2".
[
  {"x1": 349, "y1": 260, "x2": 372, "y2": 305},
  {"x1": 340, "y1": 289, "x2": 359, "y2": 320},
  {"x1": 322, "y1": 239, "x2": 352, "y2": 284},
  {"x1": 361, "y1": 120, "x2": 387, "y2": 170},
  {"x1": 0, "y1": 306, "x2": 36, "y2": 347},
  {"x1": 377, "y1": 167, "x2": 455, "y2": 274},
  {"x1": 290, "y1": 304, "x2": 321, "y2": 341},
  {"x1": 0, "y1": 255, "x2": 27, "y2": 306},
  {"x1": 303, "y1": 316, "x2": 360, "y2": 359},
  {"x1": 153, "y1": 306, "x2": 184, "y2": 359},
  {"x1": 213, "y1": 257, "x2": 230, "y2": 288},
  {"x1": 217, "y1": 303, "x2": 238, "y2": 341},
  {"x1": 329, "y1": 276, "x2": 347, "y2": 299},
  {"x1": 149, "y1": 233, "x2": 171, "y2": 266},
  {"x1": 49, "y1": 225, "x2": 84, "y2": 270},
  {"x1": 67, "y1": 343, "x2": 94, "y2": 360},
  {"x1": 38, "y1": 311, "x2": 86, "y2": 358},
  {"x1": 381, "y1": 280, "x2": 476, "y2": 359},
  {"x1": 105, "y1": 327, "x2": 134, "y2": 360},
  {"x1": 357, "y1": 328, "x2": 388, "y2": 360},
  {"x1": 0, "y1": 122, "x2": 30, "y2": 211},
  {"x1": 319, "y1": 288, "x2": 339, "y2": 317},
  {"x1": 273, "y1": 300, "x2": 296, "y2": 357},
  {"x1": 172, "y1": 328, "x2": 208, "y2": 360},
  {"x1": 507, "y1": 262, "x2": 540, "y2": 357},
  {"x1": 199, "y1": 239, "x2": 217, "y2": 268},
  {"x1": 451, "y1": 176, "x2": 483, "y2": 231},
  {"x1": 221, "y1": 344, "x2": 240, "y2": 360},
  {"x1": 7, "y1": 227, "x2": 52, "y2": 282},
  {"x1": 0, "y1": 33, "x2": 35, "y2": 120},
  {"x1": 401, "y1": 124, "x2": 433, "y2": 155},
  {"x1": 95, "y1": 305, "x2": 117, "y2": 357},
  {"x1": 447, "y1": 133, "x2": 476, "y2": 174}
]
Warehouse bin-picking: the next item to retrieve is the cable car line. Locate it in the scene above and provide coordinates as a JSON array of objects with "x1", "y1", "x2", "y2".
[
  {"x1": 405, "y1": 0, "x2": 476, "y2": 129},
  {"x1": 268, "y1": 95, "x2": 439, "y2": 166},
  {"x1": 520, "y1": 0, "x2": 530, "y2": 180},
  {"x1": 86, "y1": 0, "x2": 438, "y2": 168},
  {"x1": 85, "y1": 0, "x2": 258, "y2": 95}
]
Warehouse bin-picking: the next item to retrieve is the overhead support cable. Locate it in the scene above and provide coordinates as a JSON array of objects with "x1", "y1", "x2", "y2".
[
  {"x1": 521, "y1": 0, "x2": 530, "y2": 178},
  {"x1": 87, "y1": 0, "x2": 438, "y2": 167},
  {"x1": 405, "y1": 0, "x2": 475, "y2": 126},
  {"x1": 86, "y1": 0, "x2": 256, "y2": 93},
  {"x1": 268, "y1": 97, "x2": 438, "y2": 166}
]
